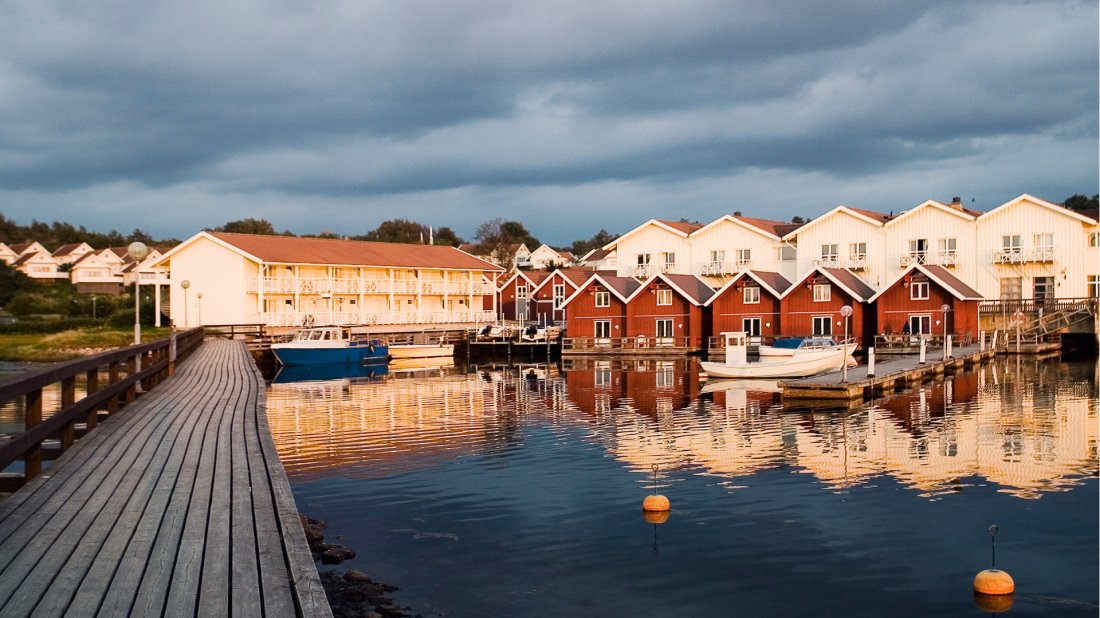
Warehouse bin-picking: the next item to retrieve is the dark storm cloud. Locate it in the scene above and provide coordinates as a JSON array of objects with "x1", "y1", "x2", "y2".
[{"x1": 0, "y1": 1, "x2": 1094, "y2": 240}]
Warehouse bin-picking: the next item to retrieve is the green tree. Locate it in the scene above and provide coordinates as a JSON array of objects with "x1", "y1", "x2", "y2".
[
  {"x1": 570, "y1": 229, "x2": 618, "y2": 257},
  {"x1": 434, "y1": 226, "x2": 464, "y2": 247},
  {"x1": 1063, "y1": 194, "x2": 1098, "y2": 213},
  {"x1": 214, "y1": 218, "x2": 279, "y2": 235},
  {"x1": 0, "y1": 262, "x2": 34, "y2": 307},
  {"x1": 361, "y1": 219, "x2": 428, "y2": 244}
]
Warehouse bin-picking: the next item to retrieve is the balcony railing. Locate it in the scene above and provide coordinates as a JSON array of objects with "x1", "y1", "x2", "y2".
[
  {"x1": 899, "y1": 252, "x2": 927, "y2": 267},
  {"x1": 247, "y1": 277, "x2": 494, "y2": 297},
  {"x1": 847, "y1": 254, "x2": 868, "y2": 270},
  {"x1": 814, "y1": 257, "x2": 841, "y2": 268},
  {"x1": 936, "y1": 251, "x2": 958, "y2": 266},
  {"x1": 631, "y1": 264, "x2": 657, "y2": 278},
  {"x1": 261, "y1": 309, "x2": 497, "y2": 328},
  {"x1": 1030, "y1": 247, "x2": 1055, "y2": 262},
  {"x1": 561, "y1": 336, "x2": 697, "y2": 352},
  {"x1": 993, "y1": 248, "x2": 1024, "y2": 264}
]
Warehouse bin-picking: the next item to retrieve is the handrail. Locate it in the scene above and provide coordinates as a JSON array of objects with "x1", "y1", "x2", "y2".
[
  {"x1": 0, "y1": 327, "x2": 204, "y2": 488},
  {"x1": 562, "y1": 336, "x2": 697, "y2": 351}
]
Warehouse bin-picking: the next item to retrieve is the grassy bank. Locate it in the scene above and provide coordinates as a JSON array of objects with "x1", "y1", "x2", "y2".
[{"x1": 0, "y1": 327, "x2": 173, "y2": 362}]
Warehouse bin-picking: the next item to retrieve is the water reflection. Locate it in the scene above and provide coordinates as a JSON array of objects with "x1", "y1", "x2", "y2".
[{"x1": 266, "y1": 356, "x2": 1097, "y2": 500}]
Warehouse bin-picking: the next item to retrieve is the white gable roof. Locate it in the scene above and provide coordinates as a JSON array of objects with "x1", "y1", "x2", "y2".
[{"x1": 976, "y1": 193, "x2": 1097, "y2": 224}]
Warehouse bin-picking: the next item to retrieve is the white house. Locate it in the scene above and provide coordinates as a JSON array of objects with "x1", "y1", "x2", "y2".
[
  {"x1": 0, "y1": 243, "x2": 19, "y2": 265},
  {"x1": 883, "y1": 197, "x2": 980, "y2": 286},
  {"x1": 70, "y1": 252, "x2": 124, "y2": 292},
  {"x1": 155, "y1": 232, "x2": 502, "y2": 328},
  {"x1": 689, "y1": 214, "x2": 799, "y2": 281},
  {"x1": 783, "y1": 205, "x2": 892, "y2": 288},
  {"x1": 12, "y1": 252, "x2": 68, "y2": 281},
  {"x1": 51, "y1": 242, "x2": 96, "y2": 266},
  {"x1": 606, "y1": 219, "x2": 701, "y2": 279},
  {"x1": 579, "y1": 248, "x2": 616, "y2": 271},
  {"x1": 9, "y1": 242, "x2": 50, "y2": 260},
  {"x1": 527, "y1": 244, "x2": 574, "y2": 270},
  {"x1": 974, "y1": 194, "x2": 1099, "y2": 300}
]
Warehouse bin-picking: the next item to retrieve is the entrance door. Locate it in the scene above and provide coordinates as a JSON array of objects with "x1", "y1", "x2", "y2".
[
  {"x1": 594, "y1": 320, "x2": 612, "y2": 347},
  {"x1": 908, "y1": 314, "x2": 931, "y2": 337},
  {"x1": 1033, "y1": 276, "x2": 1055, "y2": 302},
  {"x1": 655, "y1": 319, "x2": 674, "y2": 346},
  {"x1": 742, "y1": 317, "x2": 762, "y2": 342}
]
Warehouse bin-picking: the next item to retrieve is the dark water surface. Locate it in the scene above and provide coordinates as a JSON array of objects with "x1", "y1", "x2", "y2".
[{"x1": 267, "y1": 357, "x2": 1098, "y2": 617}]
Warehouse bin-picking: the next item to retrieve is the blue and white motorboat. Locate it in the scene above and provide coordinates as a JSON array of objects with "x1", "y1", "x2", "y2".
[
  {"x1": 271, "y1": 327, "x2": 389, "y2": 367},
  {"x1": 758, "y1": 337, "x2": 857, "y2": 357}
]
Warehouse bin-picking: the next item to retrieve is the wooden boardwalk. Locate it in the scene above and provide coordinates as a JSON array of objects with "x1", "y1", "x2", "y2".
[
  {"x1": 782, "y1": 344, "x2": 995, "y2": 401},
  {"x1": 0, "y1": 339, "x2": 331, "y2": 617}
]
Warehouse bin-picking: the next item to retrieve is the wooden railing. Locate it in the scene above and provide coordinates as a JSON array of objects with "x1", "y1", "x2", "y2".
[
  {"x1": 0, "y1": 327, "x2": 204, "y2": 490},
  {"x1": 562, "y1": 336, "x2": 698, "y2": 352},
  {"x1": 872, "y1": 333, "x2": 974, "y2": 350}
]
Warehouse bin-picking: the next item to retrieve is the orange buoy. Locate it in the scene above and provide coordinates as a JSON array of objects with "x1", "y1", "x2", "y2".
[
  {"x1": 642, "y1": 510, "x2": 670, "y2": 525},
  {"x1": 973, "y1": 591, "x2": 1014, "y2": 613},
  {"x1": 973, "y1": 569, "x2": 1015, "y2": 595},
  {"x1": 642, "y1": 494, "x2": 670, "y2": 512}
]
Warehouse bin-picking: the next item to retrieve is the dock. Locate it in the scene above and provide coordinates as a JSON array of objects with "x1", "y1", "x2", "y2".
[
  {"x1": 782, "y1": 344, "x2": 995, "y2": 401},
  {"x1": 0, "y1": 338, "x2": 330, "y2": 617}
]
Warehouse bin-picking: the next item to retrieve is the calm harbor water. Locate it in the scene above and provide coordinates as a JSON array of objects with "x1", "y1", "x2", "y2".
[{"x1": 268, "y1": 356, "x2": 1096, "y2": 616}]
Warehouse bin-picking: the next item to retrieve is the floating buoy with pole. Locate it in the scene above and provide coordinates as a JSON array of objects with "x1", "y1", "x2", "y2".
[
  {"x1": 642, "y1": 464, "x2": 670, "y2": 515},
  {"x1": 974, "y1": 524, "x2": 1015, "y2": 599}
]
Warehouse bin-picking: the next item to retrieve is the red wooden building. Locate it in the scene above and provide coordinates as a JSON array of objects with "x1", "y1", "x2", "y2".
[
  {"x1": 528, "y1": 268, "x2": 598, "y2": 325},
  {"x1": 869, "y1": 264, "x2": 983, "y2": 340},
  {"x1": 704, "y1": 270, "x2": 792, "y2": 341},
  {"x1": 497, "y1": 270, "x2": 551, "y2": 322},
  {"x1": 561, "y1": 273, "x2": 641, "y2": 340},
  {"x1": 779, "y1": 267, "x2": 876, "y2": 345},
  {"x1": 624, "y1": 273, "x2": 715, "y2": 349}
]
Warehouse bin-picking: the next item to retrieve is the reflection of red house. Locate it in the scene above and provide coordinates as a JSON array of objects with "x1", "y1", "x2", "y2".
[
  {"x1": 705, "y1": 271, "x2": 791, "y2": 341},
  {"x1": 869, "y1": 264, "x2": 983, "y2": 340},
  {"x1": 564, "y1": 359, "x2": 699, "y2": 418},
  {"x1": 624, "y1": 273, "x2": 715, "y2": 349},
  {"x1": 561, "y1": 273, "x2": 641, "y2": 338},
  {"x1": 780, "y1": 267, "x2": 876, "y2": 345},
  {"x1": 529, "y1": 268, "x2": 598, "y2": 325},
  {"x1": 497, "y1": 271, "x2": 551, "y2": 321}
]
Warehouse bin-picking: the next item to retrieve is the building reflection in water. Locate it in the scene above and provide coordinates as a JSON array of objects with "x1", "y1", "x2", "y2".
[{"x1": 266, "y1": 357, "x2": 1097, "y2": 500}]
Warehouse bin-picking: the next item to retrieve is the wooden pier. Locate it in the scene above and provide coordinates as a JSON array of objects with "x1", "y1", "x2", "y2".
[
  {"x1": 0, "y1": 338, "x2": 330, "y2": 617},
  {"x1": 781, "y1": 344, "x2": 995, "y2": 401}
]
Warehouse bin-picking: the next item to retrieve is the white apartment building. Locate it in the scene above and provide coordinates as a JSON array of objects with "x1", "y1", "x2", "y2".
[
  {"x1": 609, "y1": 219, "x2": 700, "y2": 279},
  {"x1": 883, "y1": 198, "x2": 981, "y2": 288},
  {"x1": 782, "y1": 206, "x2": 891, "y2": 287}
]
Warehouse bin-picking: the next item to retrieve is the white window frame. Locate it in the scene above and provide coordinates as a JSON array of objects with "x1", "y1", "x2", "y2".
[
  {"x1": 743, "y1": 286, "x2": 760, "y2": 304},
  {"x1": 553, "y1": 284, "x2": 565, "y2": 309},
  {"x1": 594, "y1": 291, "x2": 610, "y2": 307},
  {"x1": 820, "y1": 244, "x2": 839, "y2": 259},
  {"x1": 516, "y1": 284, "x2": 527, "y2": 300},
  {"x1": 742, "y1": 317, "x2": 761, "y2": 337},
  {"x1": 734, "y1": 248, "x2": 751, "y2": 266},
  {"x1": 1088, "y1": 275, "x2": 1100, "y2": 298},
  {"x1": 594, "y1": 320, "x2": 612, "y2": 342},
  {"x1": 656, "y1": 289, "x2": 673, "y2": 306},
  {"x1": 1000, "y1": 277, "x2": 1022, "y2": 300},
  {"x1": 813, "y1": 283, "x2": 831, "y2": 302},
  {"x1": 655, "y1": 318, "x2": 674, "y2": 340},
  {"x1": 908, "y1": 314, "x2": 931, "y2": 335},
  {"x1": 812, "y1": 316, "x2": 833, "y2": 336},
  {"x1": 910, "y1": 281, "x2": 930, "y2": 300},
  {"x1": 660, "y1": 252, "x2": 675, "y2": 272},
  {"x1": 849, "y1": 242, "x2": 867, "y2": 258}
]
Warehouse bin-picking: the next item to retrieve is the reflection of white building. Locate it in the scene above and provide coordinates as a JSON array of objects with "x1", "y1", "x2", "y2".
[{"x1": 156, "y1": 231, "x2": 502, "y2": 328}]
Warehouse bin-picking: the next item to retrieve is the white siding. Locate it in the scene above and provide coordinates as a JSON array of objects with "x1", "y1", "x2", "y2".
[
  {"x1": 168, "y1": 238, "x2": 257, "y2": 326},
  {"x1": 976, "y1": 198, "x2": 1096, "y2": 299},
  {"x1": 789, "y1": 210, "x2": 886, "y2": 287},
  {"x1": 885, "y1": 205, "x2": 977, "y2": 288},
  {"x1": 689, "y1": 219, "x2": 784, "y2": 276},
  {"x1": 613, "y1": 225, "x2": 693, "y2": 278}
]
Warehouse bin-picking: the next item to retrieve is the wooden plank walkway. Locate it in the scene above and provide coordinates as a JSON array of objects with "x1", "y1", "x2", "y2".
[
  {"x1": 0, "y1": 339, "x2": 331, "y2": 617},
  {"x1": 782, "y1": 344, "x2": 995, "y2": 401}
]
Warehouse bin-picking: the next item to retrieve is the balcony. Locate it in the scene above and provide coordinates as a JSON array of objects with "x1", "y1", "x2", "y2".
[
  {"x1": 847, "y1": 254, "x2": 868, "y2": 270},
  {"x1": 993, "y1": 249, "x2": 1025, "y2": 265},
  {"x1": 899, "y1": 252, "x2": 927, "y2": 267},
  {"x1": 1030, "y1": 247, "x2": 1056, "y2": 262},
  {"x1": 247, "y1": 277, "x2": 495, "y2": 297},
  {"x1": 261, "y1": 309, "x2": 498, "y2": 328},
  {"x1": 632, "y1": 264, "x2": 656, "y2": 279},
  {"x1": 936, "y1": 251, "x2": 958, "y2": 267},
  {"x1": 814, "y1": 257, "x2": 841, "y2": 268}
]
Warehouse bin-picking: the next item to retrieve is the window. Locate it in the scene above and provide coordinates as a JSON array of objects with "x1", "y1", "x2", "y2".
[
  {"x1": 910, "y1": 281, "x2": 930, "y2": 300},
  {"x1": 594, "y1": 360, "x2": 612, "y2": 385},
  {"x1": 1033, "y1": 233, "x2": 1053, "y2": 249},
  {"x1": 655, "y1": 319, "x2": 674, "y2": 341},
  {"x1": 776, "y1": 246, "x2": 796, "y2": 261},
  {"x1": 908, "y1": 239, "x2": 928, "y2": 263},
  {"x1": 1088, "y1": 275, "x2": 1099, "y2": 298},
  {"x1": 637, "y1": 253, "x2": 651, "y2": 265},
  {"x1": 1002, "y1": 235, "x2": 1021, "y2": 249},
  {"x1": 553, "y1": 284, "x2": 565, "y2": 309},
  {"x1": 742, "y1": 317, "x2": 761, "y2": 337},
  {"x1": 743, "y1": 286, "x2": 760, "y2": 304},
  {"x1": 938, "y1": 238, "x2": 957, "y2": 253},
  {"x1": 656, "y1": 289, "x2": 673, "y2": 306},
  {"x1": 999, "y1": 277, "x2": 1022, "y2": 300},
  {"x1": 594, "y1": 291, "x2": 610, "y2": 307},
  {"x1": 812, "y1": 316, "x2": 833, "y2": 336},
  {"x1": 734, "y1": 248, "x2": 751, "y2": 266},
  {"x1": 813, "y1": 283, "x2": 831, "y2": 302},
  {"x1": 849, "y1": 242, "x2": 867, "y2": 258},
  {"x1": 908, "y1": 315, "x2": 931, "y2": 335},
  {"x1": 1033, "y1": 276, "x2": 1055, "y2": 300},
  {"x1": 821, "y1": 244, "x2": 839, "y2": 259},
  {"x1": 655, "y1": 361, "x2": 675, "y2": 388},
  {"x1": 660, "y1": 252, "x2": 675, "y2": 272},
  {"x1": 710, "y1": 250, "x2": 725, "y2": 266},
  {"x1": 1090, "y1": 232, "x2": 1099, "y2": 247},
  {"x1": 594, "y1": 320, "x2": 611, "y2": 339}
]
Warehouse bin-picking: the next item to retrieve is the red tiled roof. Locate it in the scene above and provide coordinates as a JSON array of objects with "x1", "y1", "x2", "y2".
[
  {"x1": 655, "y1": 219, "x2": 703, "y2": 234},
  {"x1": 210, "y1": 232, "x2": 502, "y2": 271},
  {"x1": 732, "y1": 216, "x2": 791, "y2": 237},
  {"x1": 583, "y1": 248, "x2": 613, "y2": 261},
  {"x1": 844, "y1": 207, "x2": 893, "y2": 224},
  {"x1": 921, "y1": 265, "x2": 983, "y2": 300},
  {"x1": 749, "y1": 271, "x2": 793, "y2": 295},
  {"x1": 52, "y1": 243, "x2": 86, "y2": 256},
  {"x1": 557, "y1": 268, "x2": 596, "y2": 287},
  {"x1": 9, "y1": 242, "x2": 34, "y2": 254},
  {"x1": 819, "y1": 268, "x2": 876, "y2": 301},
  {"x1": 662, "y1": 274, "x2": 716, "y2": 305},
  {"x1": 599, "y1": 275, "x2": 642, "y2": 299}
]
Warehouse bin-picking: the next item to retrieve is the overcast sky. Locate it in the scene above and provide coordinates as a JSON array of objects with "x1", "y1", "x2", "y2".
[{"x1": 1, "y1": 1, "x2": 1096, "y2": 245}]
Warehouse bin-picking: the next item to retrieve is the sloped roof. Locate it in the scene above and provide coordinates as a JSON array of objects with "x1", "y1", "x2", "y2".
[
  {"x1": 786, "y1": 267, "x2": 876, "y2": 302},
  {"x1": 845, "y1": 206, "x2": 894, "y2": 224},
  {"x1": 9, "y1": 242, "x2": 38, "y2": 254},
  {"x1": 886, "y1": 200, "x2": 980, "y2": 226},
  {"x1": 659, "y1": 273, "x2": 717, "y2": 305},
  {"x1": 53, "y1": 243, "x2": 91, "y2": 257},
  {"x1": 733, "y1": 215, "x2": 793, "y2": 238},
  {"x1": 869, "y1": 264, "x2": 983, "y2": 302},
  {"x1": 193, "y1": 232, "x2": 503, "y2": 270},
  {"x1": 656, "y1": 219, "x2": 703, "y2": 234},
  {"x1": 976, "y1": 193, "x2": 1098, "y2": 224},
  {"x1": 602, "y1": 275, "x2": 642, "y2": 299},
  {"x1": 13, "y1": 252, "x2": 56, "y2": 267},
  {"x1": 704, "y1": 270, "x2": 792, "y2": 306},
  {"x1": 582, "y1": 248, "x2": 613, "y2": 262}
]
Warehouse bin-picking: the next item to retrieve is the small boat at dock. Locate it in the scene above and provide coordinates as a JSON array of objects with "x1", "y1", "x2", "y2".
[
  {"x1": 270, "y1": 327, "x2": 389, "y2": 367},
  {"x1": 387, "y1": 332, "x2": 455, "y2": 360},
  {"x1": 758, "y1": 337, "x2": 857, "y2": 357},
  {"x1": 700, "y1": 332, "x2": 848, "y2": 379}
]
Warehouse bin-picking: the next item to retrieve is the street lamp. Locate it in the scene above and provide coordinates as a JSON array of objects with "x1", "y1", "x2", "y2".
[
  {"x1": 128, "y1": 242, "x2": 149, "y2": 344},
  {"x1": 196, "y1": 292, "x2": 204, "y2": 326},
  {"x1": 91, "y1": 295, "x2": 97, "y2": 320},
  {"x1": 180, "y1": 280, "x2": 190, "y2": 328},
  {"x1": 840, "y1": 305, "x2": 853, "y2": 382},
  {"x1": 940, "y1": 303, "x2": 951, "y2": 361}
]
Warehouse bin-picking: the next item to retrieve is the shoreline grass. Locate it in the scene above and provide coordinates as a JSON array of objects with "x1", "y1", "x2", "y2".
[{"x1": 0, "y1": 327, "x2": 174, "y2": 362}]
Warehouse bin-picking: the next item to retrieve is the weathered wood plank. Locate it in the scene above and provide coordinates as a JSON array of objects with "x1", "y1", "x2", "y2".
[{"x1": 230, "y1": 358, "x2": 264, "y2": 617}]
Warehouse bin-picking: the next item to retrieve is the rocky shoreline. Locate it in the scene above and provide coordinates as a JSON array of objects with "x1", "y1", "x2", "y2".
[{"x1": 300, "y1": 515, "x2": 418, "y2": 618}]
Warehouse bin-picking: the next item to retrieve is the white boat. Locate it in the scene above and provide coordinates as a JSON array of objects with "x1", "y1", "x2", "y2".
[
  {"x1": 700, "y1": 332, "x2": 848, "y2": 379},
  {"x1": 270, "y1": 327, "x2": 389, "y2": 367},
  {"x1": 758, "y1": 337, "x2": 857, "y2": 357},
  {"x1": 388, "y1": 343, "x2": 455, "y2": 360}
]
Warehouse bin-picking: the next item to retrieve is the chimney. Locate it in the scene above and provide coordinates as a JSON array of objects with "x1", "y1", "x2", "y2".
[
  {"x1": 950, "y1": 196, "x2": 962, "y2": 210},
  {"x1": 733, "y1": 211, "x2": 742, "y2": 216}
]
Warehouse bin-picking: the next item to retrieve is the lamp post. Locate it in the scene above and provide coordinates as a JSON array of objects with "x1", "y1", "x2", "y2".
[
  {"x1": 128, "y1": 242, "x2": 149, "y2": 344},
  {"x1": 181, "y1": 280, "x2": 190, "y2": 328},
  {"x1": 840, "y1": 305, "x2": 853, "y2": 382},
  {"x1": 196, "y1": 292, "x2": 204, "y2": 326},
  {"x1": 91, "y1": 295, "x2": 97, "y2": 320},
  {"x1": 940, "y1": 303, "x2": 951, "y2": 361}
]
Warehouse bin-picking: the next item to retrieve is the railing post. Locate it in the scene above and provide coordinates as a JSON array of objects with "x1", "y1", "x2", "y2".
[
  {"x1": 85, "y1": 367, "x2": 100, "y2": 429},
  {"x1": 168, "y1": 326, "x2": 178, "y2": 376},
  {"x1": 60, "y1": 376, "x2": 76, "y2": 452},
  {"x1": 867, "y1": 347, "x2": 876, "y2": 377},
  {"x1": 25, "y1": 388, "x2": 42, "y2": 480},
  {"x1": 919, "y1": 338, "x2": 927, "y2": 364}
]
